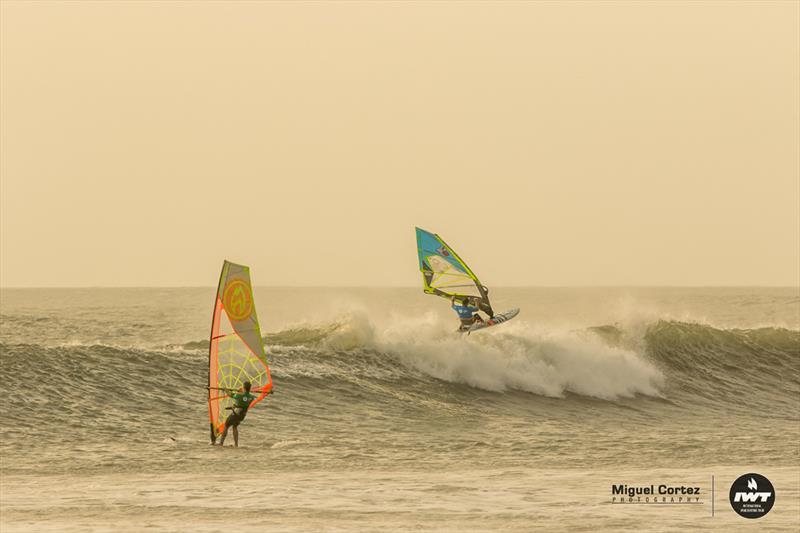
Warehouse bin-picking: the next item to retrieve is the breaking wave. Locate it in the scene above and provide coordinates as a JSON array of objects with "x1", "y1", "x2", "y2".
[{"x1": 1, "y1": 312, "x2": 797, "y2": 437}]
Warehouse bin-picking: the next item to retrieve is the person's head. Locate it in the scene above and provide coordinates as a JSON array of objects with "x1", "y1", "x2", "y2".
[
  {"x1": 243, "y1": 381, "x2": 252, "y2": 392},
  {"x1": 463, "y1": 297, "x2": 471, "y2": 307}
]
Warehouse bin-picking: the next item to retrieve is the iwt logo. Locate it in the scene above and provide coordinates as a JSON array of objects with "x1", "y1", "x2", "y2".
[{"x1": 729, "y1": 473, "x2": 775, "y2": 518}]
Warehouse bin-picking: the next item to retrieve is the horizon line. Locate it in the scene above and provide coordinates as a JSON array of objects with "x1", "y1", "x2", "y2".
[{"x1": 1, "y1": 284, "x2": 799, "y2": 290}]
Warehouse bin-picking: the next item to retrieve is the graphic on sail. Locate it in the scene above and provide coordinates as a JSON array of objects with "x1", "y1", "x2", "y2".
[
  {"x1": 207, "y1": 260, "x2": 272, "y2": 442},
  {"x1": 415, "y1": 227, "x2": 494, "y2": 316}
]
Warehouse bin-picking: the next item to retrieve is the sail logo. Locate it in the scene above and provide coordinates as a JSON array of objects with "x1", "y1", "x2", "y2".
[
  {"x1": 436, "y1": 246, "x2": 450, "y2": 257},
  {"x1": 729, "y1": 473, "x2": 775, "y2": 518},
  {"x1": 223, "y1": 279, "x2": 253, "y2": 321}
]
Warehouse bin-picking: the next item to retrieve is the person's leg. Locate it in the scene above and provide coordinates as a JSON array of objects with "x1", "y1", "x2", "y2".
[
  {"x1": 232, "y1": 426, "x2": 239, "y2": 448},
  {"x1": 219, "y1": 426, "x2": 228, "y2": 446}
]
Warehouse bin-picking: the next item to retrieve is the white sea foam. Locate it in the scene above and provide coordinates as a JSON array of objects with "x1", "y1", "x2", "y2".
[{"x1": 306, "y1": 311, "x2": 665, "y2": 400}]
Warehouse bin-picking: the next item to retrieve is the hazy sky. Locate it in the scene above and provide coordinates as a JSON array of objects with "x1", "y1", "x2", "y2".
[{"x1": 1, "y1": 1, "x2": 798, "y2": 287}]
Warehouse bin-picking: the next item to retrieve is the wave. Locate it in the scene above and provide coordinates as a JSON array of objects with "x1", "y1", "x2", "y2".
[{"x1": 4, "y1": 313, "x2": 796, "y2": 414}]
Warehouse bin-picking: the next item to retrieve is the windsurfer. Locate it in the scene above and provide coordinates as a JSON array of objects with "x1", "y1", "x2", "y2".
[
  {"x1": 217, "y1": 381, "x2": 257, "y2": 447},
  {"x1": 451, "y1": 296, "x2": 485, "y2": 331}
]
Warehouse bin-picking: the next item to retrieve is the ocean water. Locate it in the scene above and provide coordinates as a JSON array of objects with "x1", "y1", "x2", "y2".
[{"x1": 0, "y1": 287, "x2": 798, "y2": 531}]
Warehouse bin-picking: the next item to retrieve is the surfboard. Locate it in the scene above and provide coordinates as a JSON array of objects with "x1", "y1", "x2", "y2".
[{"x1": 464, "y1": 308, "x2": 520, "y2": 333}]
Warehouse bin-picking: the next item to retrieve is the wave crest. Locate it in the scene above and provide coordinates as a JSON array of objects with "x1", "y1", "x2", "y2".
[{"x1": 271, "y1": 312, "x2": 665, "y2": 400}]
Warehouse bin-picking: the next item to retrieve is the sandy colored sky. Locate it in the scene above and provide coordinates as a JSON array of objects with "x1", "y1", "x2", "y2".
[{"x1": 1, "y1": 1, "x2": 798, "y2": 287}]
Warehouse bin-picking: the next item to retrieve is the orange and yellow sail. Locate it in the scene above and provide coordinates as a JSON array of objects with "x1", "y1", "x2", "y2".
[{"x1": 207, "y1": 260, "x2": 272, "y2": 442}]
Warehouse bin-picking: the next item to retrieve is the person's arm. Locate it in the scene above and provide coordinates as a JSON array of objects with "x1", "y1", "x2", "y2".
[{"x1": 477, "y1": 298, "x2": 494, "y2": 318}]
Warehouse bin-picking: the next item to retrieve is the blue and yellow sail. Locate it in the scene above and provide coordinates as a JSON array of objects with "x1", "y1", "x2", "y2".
[{"x1": 415, "y1": 227, "x2": 493, "y2": 315}]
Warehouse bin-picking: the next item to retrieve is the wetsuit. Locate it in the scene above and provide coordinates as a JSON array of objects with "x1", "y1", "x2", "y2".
[{"x1": 225, "y1": 391, "x2": 257, "y2": 428}]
